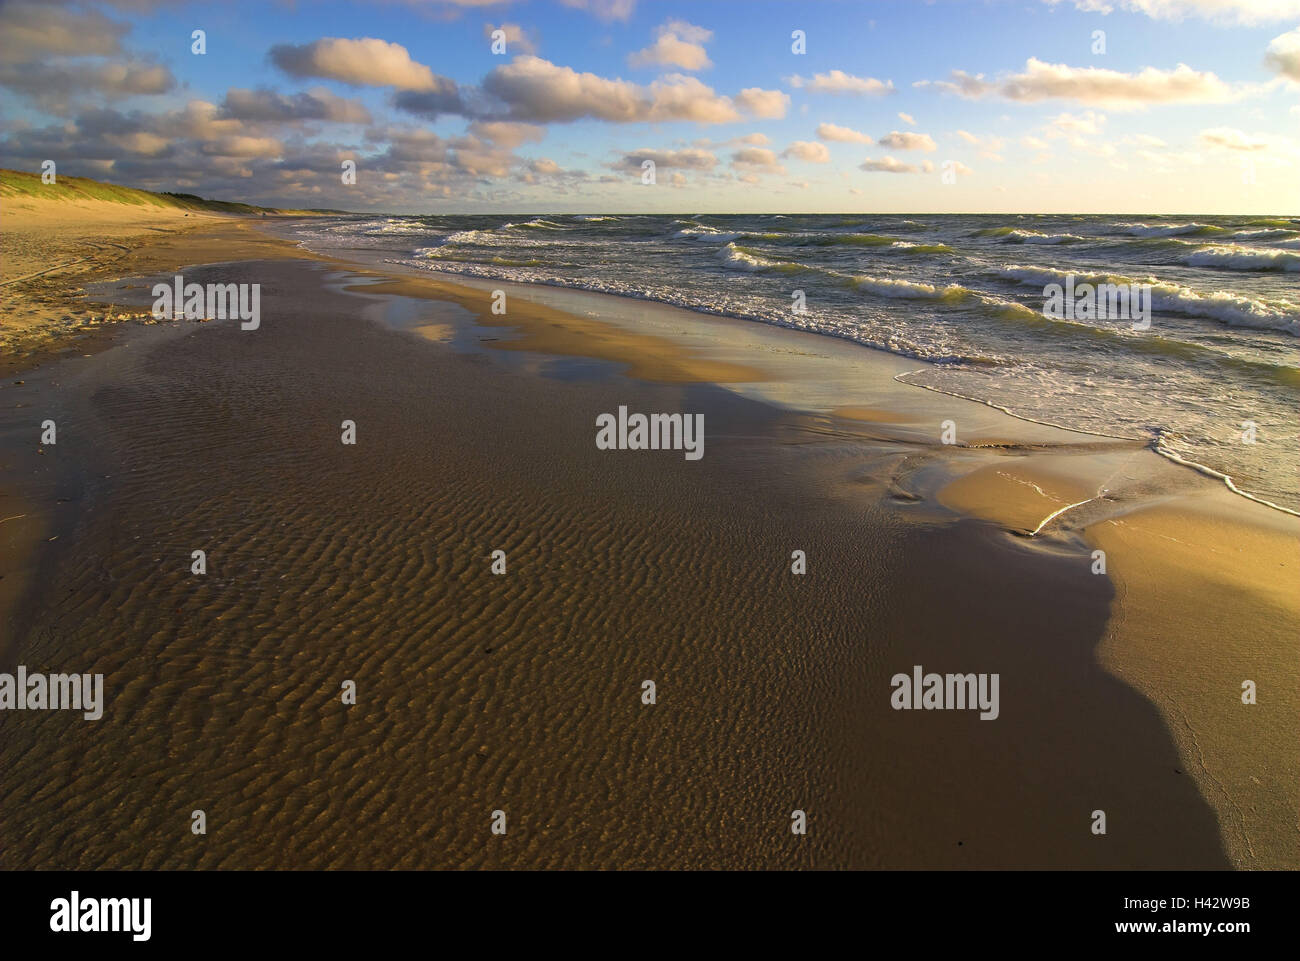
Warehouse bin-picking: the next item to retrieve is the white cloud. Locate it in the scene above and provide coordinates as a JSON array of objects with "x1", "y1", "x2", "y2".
[
  {"x1": 1200, "y1": 126, "x2": 1270, "y2": 150},
  {"x1": 914, "y1": 70, "x2": 994, "y2": 99},
  {"x1": 630, "y1": 20, "x2": 712, "y2": 71},
  {"x1": 860, "y1": 155, "x2": 916, "y2": 173},
  {"x1": 559, "y1": 0, "x2": 637, "y2": 22},
  {"x1": 878, "y1": 130, "x2": 937, "y2": 151},
  {"x1": 271, "y1": 38, "x2": 448, "y2": 91},
  {"x1": 482, "y1": 57, "x2": 785, "y2": 123},
  {"x1": 731, "y1": 147, "x2": 784, "y2": 171},
  {"x1": 1043, "y1": 0, "x2": 1300, "y2": 26},
  {"x1": 917, "y1": 58, "x2": 1239, "y2": 109},
  {"x1": 468, "y1": 121, "x2": 546, "y2": 148},
  {"x1": 200, "y1": 134, "x2": 285, "y2": 158},
  {"x1": 952, "y1": 130, "x2": 1006, "y2": 160},
  {"x1": 783, "y1": 140, "x2": 831, "y2": 163},
  {"x1": 1265, "y1": 27, "x2": 1300, "y2": 81},
  {"x1": 105, "y1": 130, "x2": 169, "y2": 156},
  {"x1": 484, "y1": 23, "x2": 537, "y2": 56},
  {"x1": 1048, "y1": 110, "x2": 1107, "y2": 136},
  {"x1": 1041, "y1": 112, "x2": 1118, "y2": 156},
  {"x1": 0, "y1": 1, "x2": 126, "y2": 60},
  {"x1": 0, "y1": 59, "x2": 175, "y2": 111},
  {"x1": 611, "y1": 147, "x2": 717, "y2": 172},
  {"x1": 221, "y1": 87, "x2": 371, "y2": 123},
  {"x1": 816, "y1": 122, "x2": 872, "y2": 143},
  {"x1": 524, "y1": 157, "x2": 563, "y2": 175},
  {"x1": 734, "y1": 87, "x2": 790, "y2": 117},
  {"x1": 788, "y1": 70, "x2": 893, "y2": 95}
]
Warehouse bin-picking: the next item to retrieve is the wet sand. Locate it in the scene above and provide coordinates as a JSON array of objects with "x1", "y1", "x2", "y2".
[
  {"x1": 938, "y1": 449, "x2": 1300, "y2": 868},
  {"x1": 0, "y1": 219, "x2": 1293, "y2": 869}
]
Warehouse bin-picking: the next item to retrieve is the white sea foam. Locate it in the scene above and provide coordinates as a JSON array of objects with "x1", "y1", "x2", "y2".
[
  {"x1": 1232, "y1": 228, "x2": 1300, "y2": 241},
  {"x1": 1181, "y1": 244, "x2": 1300, "y2": 272},
  {"x1": 854, "y1": 274, "x2": 973, "y2": 300},
  {"x1": 718, "y1": 242, "x2": 775, "y2": 271},
  {"x1": 997, "y1": 265, "x2": 1299, "y2": 335},
  {"x1": 1000, "y1": 229, "x2": 1086, "y2": 244},
  {"x1": 675, "y1": 225, "x2": 743, "y2": 241},
  {"x1": 1112, "y1": 222, "x2": 1225, "y2": 238}
]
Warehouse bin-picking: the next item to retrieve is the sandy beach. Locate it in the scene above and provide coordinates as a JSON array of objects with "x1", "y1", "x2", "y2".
[{"x1": 1, "y1": 198, "x2": 1294, "y2": 870}]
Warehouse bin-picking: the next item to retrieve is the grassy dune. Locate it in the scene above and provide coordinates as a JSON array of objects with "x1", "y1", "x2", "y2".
[
  {"x1": 0, "y1": 168, "x2": 349, "y2": 216},
  {"x1": 0, "y1": 169, "x2": 346, "y2": 355}
]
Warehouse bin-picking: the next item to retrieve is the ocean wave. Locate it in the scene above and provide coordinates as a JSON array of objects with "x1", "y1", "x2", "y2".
[
  {"x1": 510, "y1": 218, "x2": 566, "y2": 230},
  {"x1": 760, "y1": 231, "x2": 950, "y2": 250},
  {"x1": 1181, "y1": 244, "x2": 1300, "y2": 272},
  {"x1": 999, "y1": 229, "x2": 1087, "y2": 245},
  {"x1": 888, "y1": 241, "x2": 954, "y2": 254},
  {"x1": 673, "y1": 225, "x2": 743, "y2": 241},
  {"x1": 433, "y1": 229, "x2": 501, "y2": 247},
  {"x1": 815, "y1": 233, "x2": 902, "y2": 247},
  {"x1": 972, "y1": 226, "x2": 1084, "y2": 243},
  {"x1": 996, "y1": 264, "x2": 1300, "y2": 335},
  {"x1": 1231, "y1": 228, "x2": 1300, "y2": 241},
  {"x1": 1112, "y1": 222, "x2": 1229, "y2": 238},
  {"x1": 853, "y1": 274, "x2": 976, "y2": 302},
  {"x1": 983, "y1": 294, "x2": 1300, "y2": 381},
  {"x1": 718, "y1": 242, "x2": 777, "y2": 272},
  {"x1": 718, "y1": 243, "x2": 811, "y2": 274},
  {"x1": 358, "y1": 218, "x2": 438, "y2": 236}
]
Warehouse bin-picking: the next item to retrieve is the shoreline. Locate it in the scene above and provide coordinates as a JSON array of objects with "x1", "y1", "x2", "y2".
[
  {"x1": 272, "y1": 218, "x2": 1300, "y2": 522},
  {"x1": 1, "y1": 216, "x2": 1295, "y2": 868}
]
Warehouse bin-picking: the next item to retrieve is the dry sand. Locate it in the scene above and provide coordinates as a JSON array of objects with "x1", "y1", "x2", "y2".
[{"x1": 0, "y1": 211, "x2": 1294, "y2": 869}]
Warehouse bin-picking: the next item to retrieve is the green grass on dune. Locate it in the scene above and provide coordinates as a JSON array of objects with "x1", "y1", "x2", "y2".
[{"x1": 0, "y1": 168, "x2": 348, "y2": 216}]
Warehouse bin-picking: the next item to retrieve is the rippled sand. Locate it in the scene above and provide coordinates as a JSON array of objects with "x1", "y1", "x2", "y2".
[{"x1": 0, "y1": 259, "x2": 1241, "y2": 869}]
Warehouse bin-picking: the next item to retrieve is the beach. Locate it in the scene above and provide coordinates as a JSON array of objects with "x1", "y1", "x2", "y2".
[{"x1": 1, "y1": 205, "x2": 1296, "y2": 870}]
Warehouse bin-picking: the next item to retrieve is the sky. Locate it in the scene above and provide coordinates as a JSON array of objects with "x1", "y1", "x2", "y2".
[{"x1": 0, "y1": 0, "x2": 1298, "y2": 214}]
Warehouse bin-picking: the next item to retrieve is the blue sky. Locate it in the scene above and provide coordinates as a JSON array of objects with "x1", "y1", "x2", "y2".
[{"x1": 1, "y1": 0, "x2": 1297, "y2": 212}]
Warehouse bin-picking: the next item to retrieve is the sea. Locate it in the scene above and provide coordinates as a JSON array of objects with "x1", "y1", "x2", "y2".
[{"x1": 282, "y1": 213, "x2": 1300, "y2": 513}]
